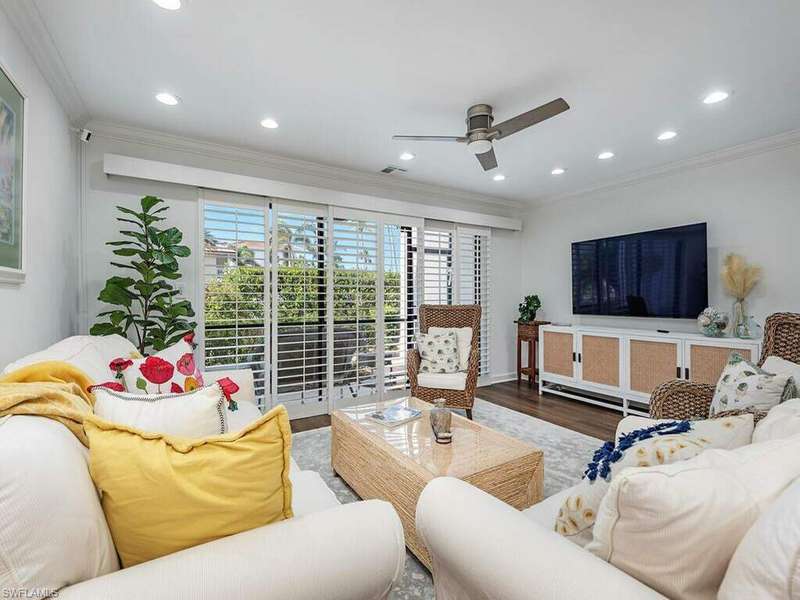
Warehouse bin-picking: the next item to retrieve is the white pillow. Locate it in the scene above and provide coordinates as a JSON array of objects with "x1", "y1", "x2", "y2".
[
  {"x1": 709, "y1": 353, "x2": 795, "y2": 416},
  {"x1": 588, "y1": 434, "x2": 800, "y2": 600},
  {"x1": 226, "y1": 400, "x2": 262, "y2": 433},
  {"x1": 0, "y1": 416, "x2": 119, "y2": 592},
  {"x1": 428, "y1": 326, "x2": 473, "y2": 371},
  {"x1": 93, "y1": 384, "x2": 228, "y2": 437},
  {"x1": 753, "y1": 398, "x2": 800, "y2": 443},
  {"x1": 719, "y1": 477, "x2": 800, "y2": 600},
  {"x1": 2, "y1": 335, "x2": 142, "y2": 382},
  {"x1": 762, "y1": 355, "x2": 800, "y2": 385},
  {"x1": 556, "y1": 415, "x2": 754, "y2": 547}
]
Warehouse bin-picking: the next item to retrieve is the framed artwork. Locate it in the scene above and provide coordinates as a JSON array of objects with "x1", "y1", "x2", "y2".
[{"x1": 0, "y1": 60, "x2": 25, "y2": 284}]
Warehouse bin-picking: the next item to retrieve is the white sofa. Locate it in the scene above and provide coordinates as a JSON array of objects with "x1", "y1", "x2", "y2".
[
  {"x1": 416, "y1": 412, "x2": 798, "y2": 600},
  {"x1": 0, "y1": 335, "x2": 405, "y2": 599}
]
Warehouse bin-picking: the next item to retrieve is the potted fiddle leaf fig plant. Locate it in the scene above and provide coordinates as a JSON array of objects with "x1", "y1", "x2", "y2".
[
  {"x1": 90, "y1": 195, "x2": 196, "y2": 355},
  {"x1": 518, "y1": 294, "x2": 542, "y2": 323}
]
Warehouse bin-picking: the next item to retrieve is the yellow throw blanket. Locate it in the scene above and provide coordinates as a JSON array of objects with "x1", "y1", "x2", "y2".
[{"x1": 0, "y1": 361, "x2": 95, "y2": 446}]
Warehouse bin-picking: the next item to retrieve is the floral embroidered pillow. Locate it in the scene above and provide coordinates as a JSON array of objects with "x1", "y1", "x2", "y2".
[
  {"x1": 417, "y1": 331, "x2": 459, "y2": 374},
  {"x1": 709, "y1": 353, "x2": 796, "y2": 417},
  {"x1": 555, "y1": 414, "x2": 754, "y2": 548},
  {"x1": 108, "y1": 333, "x2": 242, "y2": 411}
]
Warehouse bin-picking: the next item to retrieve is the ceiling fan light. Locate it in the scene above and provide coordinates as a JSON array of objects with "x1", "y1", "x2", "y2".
[
  {"x1": 468, "y1": 139, "x2": 493, "y2": 155},
  {"x1": 399, "y1": 152, "x2": 415, "y2": 161},
  {"x1": 551, "y1": 167, "x2": 566, "y2": 175},
  {"x1": 597, "y1": 151, "x2": 615, "y2": 160},
  {"x1": 493, "y1": 174, "x2": 505, "y2": 181}
]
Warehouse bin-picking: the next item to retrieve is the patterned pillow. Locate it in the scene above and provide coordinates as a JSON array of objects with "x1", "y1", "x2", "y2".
[
  {"x1": 110, "y1": 333, "x2": 242, "y2": 411},
  {"x1": 709, "y1": 353, "x2": 796, "y2": 417},
  {"x1": 417, "y1": 331, "x2": 459, "y2": 374},
  {"x1": 555, "y1": 414, "x2": 754, "y2": 547},
  {"x1": 116, "y1": 334, "x2": 203, "y2": 395}
]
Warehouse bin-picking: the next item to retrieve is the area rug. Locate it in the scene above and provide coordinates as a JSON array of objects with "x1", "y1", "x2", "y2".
[{"x1": 291, "y1": 397, "x2": 603, "y2": 599}]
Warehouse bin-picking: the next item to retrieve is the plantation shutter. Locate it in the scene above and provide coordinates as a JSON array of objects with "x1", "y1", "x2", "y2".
[
  {"x1": 201, "y1": 195, "x2": 269, "y2": 404},
  {"x1": 382, "y1": 219, "x2": 421, "y2": 392},
  {"x1": 422, "y1": 227, "x2": 454, "y2": 305},
  {"x1": 271, "y1": 203, "x2": 329, "y2": 417},
  {"x1": 331, "y1": 212, "x2": 379, "y2": 404},
  {"x1": 456, "y1": 227, "x2": 491, "y2": 376}
]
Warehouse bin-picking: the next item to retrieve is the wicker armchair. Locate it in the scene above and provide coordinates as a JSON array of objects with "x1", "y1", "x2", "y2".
[
  {"x1": 408, "y1": 304, "x2": 481, "y2": 419},
  {"x1": 650, "y1": 312, "x2": 800, "y2": 419}
]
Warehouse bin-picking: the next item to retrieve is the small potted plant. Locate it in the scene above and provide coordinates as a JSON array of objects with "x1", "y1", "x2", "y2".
[{"x1": 518, "y1": 294, "x2": 542, "y2": 323}]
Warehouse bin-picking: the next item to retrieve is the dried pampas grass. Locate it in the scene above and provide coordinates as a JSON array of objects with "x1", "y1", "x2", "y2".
[{"x1": 721, "y1": 253, "x2": 761, "y2": 301}]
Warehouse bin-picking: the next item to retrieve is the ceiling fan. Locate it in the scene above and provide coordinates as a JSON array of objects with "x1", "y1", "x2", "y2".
[{"x1": 392, "y1": 98, "x2": 569, "y2": 171}]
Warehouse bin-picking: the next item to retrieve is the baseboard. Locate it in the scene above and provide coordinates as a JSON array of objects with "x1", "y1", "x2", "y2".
[{"x1": 481, "y1": 372, "x2": 517, "y2": 386}]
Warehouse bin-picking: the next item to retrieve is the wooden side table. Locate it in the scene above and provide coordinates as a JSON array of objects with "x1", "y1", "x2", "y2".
[{"x1": 516, "y1": 320, "x2": 550, "y2": 387}]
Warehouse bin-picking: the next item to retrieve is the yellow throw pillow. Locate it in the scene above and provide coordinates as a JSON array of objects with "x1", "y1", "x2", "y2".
[{"x1": 85, "y1": 405, "x2": 292, "y2": 567}]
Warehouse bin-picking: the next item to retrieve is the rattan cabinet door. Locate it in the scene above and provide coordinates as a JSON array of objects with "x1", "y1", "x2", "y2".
[
  {"x1": 628, "y1": 337, "x2": 681, "y2": 397},
  {"x1": 541, "y1": 330, "x2": 575, "y2": 379},
  {"x1": 578, "y1": 334, "x2": 621, "y2": 389},
  {"x1": 685, "y1": 342, "x2": 753, "y2": 385}
]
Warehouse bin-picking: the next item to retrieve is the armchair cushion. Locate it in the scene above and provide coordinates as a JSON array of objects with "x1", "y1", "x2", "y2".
[
  {"x1": 417, "y1": 331, "x2": 460, "y2": 374},
  {"x1": 429, "y1": 326, "x2": 473, "y2": 371},
  {"x1": 417, "y1": 372, "x2": 467, "y2": 391},
  {"x1": 709, "y1": 353, "x2": 795, "y2": 417}
]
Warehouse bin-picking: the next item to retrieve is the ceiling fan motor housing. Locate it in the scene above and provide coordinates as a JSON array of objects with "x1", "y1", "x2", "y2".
[{"x1": 466, "y1": 104, "x2": 495, "y2": 154}]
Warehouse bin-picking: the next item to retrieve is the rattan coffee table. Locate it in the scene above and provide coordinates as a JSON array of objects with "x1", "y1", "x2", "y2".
[{"x1": 331, "y1": 397, "x2": 544, "y2": 569}]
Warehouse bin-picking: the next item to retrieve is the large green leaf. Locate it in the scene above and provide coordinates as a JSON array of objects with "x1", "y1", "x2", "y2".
[
  {"x1": 98, "y1": 281, "x2": 133, "y2": 307},
  {"x1": 160, "y1": 227, "x2": 182, "y2": 247},
  {"x1": 90, "y1": 322, "x2": 124, "y2": 336},
  {"x1": 171, "y1": 245, "x2": 191, "y2": 257},
  {"x1": 113, "y1": 248, "x2": 140, "y2": 257},
  {"x1": 140, "y1": 196, "x2": 163, "y2": 213},
  {"x1": 116, "y1": 206, "x2": 145, "y2": 220}
]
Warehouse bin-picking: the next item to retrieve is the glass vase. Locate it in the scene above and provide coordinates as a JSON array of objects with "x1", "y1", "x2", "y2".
[
  {"x1": 430, "y1": 399, "x2": 452, "y2": 444},
  {"x1": 732, "y1": 300, "x2": 752, "y2": 338}
]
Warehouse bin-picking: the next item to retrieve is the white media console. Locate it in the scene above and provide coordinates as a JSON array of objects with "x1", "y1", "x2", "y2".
[{"x1": 537, "y1": 324, "x2": 762, "y2": 417}]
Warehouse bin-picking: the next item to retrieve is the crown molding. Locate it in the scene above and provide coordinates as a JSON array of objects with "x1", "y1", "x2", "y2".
[
  {"x1": 87, "y1": 120, "x2": 526, "y2": 214},
  {"x1": 1, "y1": 0, "x2": 90, "y2": 124},
  {"x1": 534, "y1": 127, "x2": 800, "y2": 206}
]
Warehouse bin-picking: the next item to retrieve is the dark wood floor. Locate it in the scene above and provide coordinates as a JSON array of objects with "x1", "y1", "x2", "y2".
[{"x1": 291, "y1": 380, "x2": 622, "y2": 440}]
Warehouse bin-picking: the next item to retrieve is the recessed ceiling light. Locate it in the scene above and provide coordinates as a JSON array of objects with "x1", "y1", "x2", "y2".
[
  {"x1": 703, "y1": 90, "x2": 729, "y2": 104},
  {"x1": 493, "y1": 174, "x2": 505, "y2": 181},
  {"x1": 153, "y1": 0, "x2": 181, "y2": 10},
  {"x1": 551, "y1": 167, "x2": 566, "y2": 175},
  {"x1": 657, "y1": 130, "x2": 678, "y2": 141},
  {"x1": 597, "y1": 151, "x2": 615, "y2": 160},
  {"x1": 399, "y1": 152, "x2": 415, "y2": 161},
  {"x1": 155, "y1": 92, "x2": 179, "y2": 106},
  {"x1": 260, "y1": 118, "x2": 279, "y2": 129}
]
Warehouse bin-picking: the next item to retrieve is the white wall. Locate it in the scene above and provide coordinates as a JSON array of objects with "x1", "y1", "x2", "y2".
[
  {"x1": 0, "y1": 8, "x2": 79, "y2": 369},
  {"x1": 521, "y1": 142, "x2": 800, "y2": 333},
  {"x1": 81, "y1": 132, "x2": 522, "y2": 381}
]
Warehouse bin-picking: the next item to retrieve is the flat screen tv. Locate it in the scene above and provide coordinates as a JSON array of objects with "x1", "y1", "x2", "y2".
[{"x1": 571, "y1": 223, "x2": 708, "y2": 319}]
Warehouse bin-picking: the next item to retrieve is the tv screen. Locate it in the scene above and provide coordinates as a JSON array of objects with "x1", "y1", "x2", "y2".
[{"x1": 571, "y1": 223, "x2": 708, "y2": 319}]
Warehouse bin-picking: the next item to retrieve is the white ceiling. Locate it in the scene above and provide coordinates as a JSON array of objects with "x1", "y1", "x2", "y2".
[{"x1": 29, "y1": 0, "x2": 800, "y2": 204}]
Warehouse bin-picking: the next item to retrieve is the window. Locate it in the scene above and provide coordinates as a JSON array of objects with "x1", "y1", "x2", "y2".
[
  {"x1": 272, "y1": 205, "x2": 328, "y2": 414},
  {"x1": 202, "y1": 200, "x2": 268, "y2": 399},
  {"x1": 201, "y1": 196, "x2": 489, "y2": 416}
]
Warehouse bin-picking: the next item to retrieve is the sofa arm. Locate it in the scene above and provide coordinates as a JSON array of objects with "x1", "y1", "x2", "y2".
[
  {"x1": 649, "y1": 379, "x2": 715, "y2": 420},
  {"x1": 416, "y1": 478, "x2": 665, "y2": 600},
  {"x1": 60, "y1": 500, "x2": 405, "y2": 600},
  {"x1": 202, "y1": 367, "x2": 256, "y2": 406}
]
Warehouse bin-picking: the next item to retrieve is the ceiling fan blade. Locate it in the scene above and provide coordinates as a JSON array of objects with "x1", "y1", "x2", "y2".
[
  {"x1": 475, "y1": 147, "x2": 498, "y2": 171},
  {"x1": 392, "y1": 135, "x2": 467, "y2": 142},
  {"x1": 490, "y1": 98, "x2": 570, "y2": 140}
]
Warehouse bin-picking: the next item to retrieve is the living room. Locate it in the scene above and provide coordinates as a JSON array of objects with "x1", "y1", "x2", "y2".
[{"x1": 1, "y1": 2, "x2": 799, "y2": 599}]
